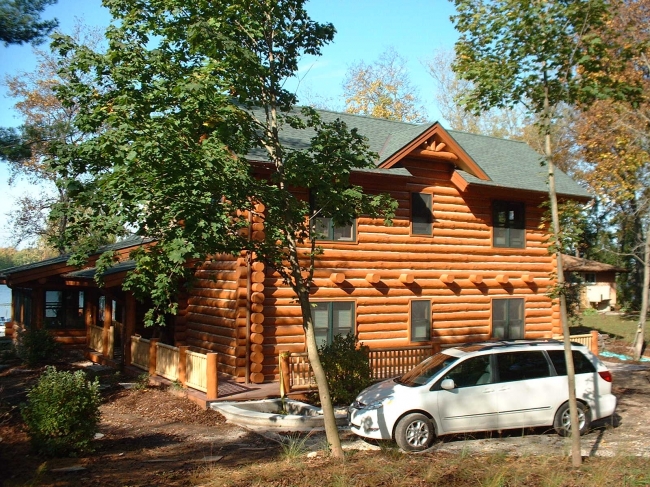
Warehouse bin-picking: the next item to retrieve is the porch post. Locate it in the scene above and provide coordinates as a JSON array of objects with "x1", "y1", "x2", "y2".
[
  {"x1": 206, "y1": 352, "x2": 218, "y2": 401},
  {"x1": 148, "y1": 338, "x2": 160, "y2": 376},
  {"x1": 124, "y1": 293, "x2": 136, "y2": 366},
  {"x1": 103, "y1": 295, "x2": 112, "y2": 358}
]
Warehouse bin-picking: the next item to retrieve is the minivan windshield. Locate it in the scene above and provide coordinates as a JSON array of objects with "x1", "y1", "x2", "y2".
[{"x1": 396, "y1": 353, "x2": 459, "y2": 387}]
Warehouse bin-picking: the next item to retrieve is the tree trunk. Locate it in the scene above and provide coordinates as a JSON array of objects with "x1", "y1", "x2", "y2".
[
  {"x1": 543, "y1": 82, "x2": 582, "y2": 467},
  {"x1": 297, "y1": 287, "x2": 345, "y2": 460},
  {"x1": 633, "y1": 228, "x2": 649, "y2": 360}
]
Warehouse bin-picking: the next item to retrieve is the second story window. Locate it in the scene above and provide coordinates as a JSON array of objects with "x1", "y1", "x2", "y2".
[
  {"x1": 312, "y1": 216, "x2": 355, "y2": 242},
  {"x1": 412, "y1": 192, "x2": 433, "y2": 235},
  {"x1": 493, "y1": 201, "x2": 525, "y2": 248}
]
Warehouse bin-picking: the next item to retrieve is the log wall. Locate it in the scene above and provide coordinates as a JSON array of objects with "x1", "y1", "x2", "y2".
[{"x1": 184, "y1": 157, "x2": 559, "y2": 382}]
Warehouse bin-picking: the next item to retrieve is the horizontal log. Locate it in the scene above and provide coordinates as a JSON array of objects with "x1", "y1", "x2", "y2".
[
  {"x1": 187, "y1": 313, "x2": 236, "y2": 329},
  {"x1": 250, "y1": 362, "x2": 263, "y2": 373},
  {"x1": 187, "y1": 304, "x2": 237, "y2": 319},
  {"x1": 251, "y1": 271, "x2": 265, "y2": 283},
  {"x1": 250, "y1": 323, "x2": 264, "y2": 334},
  {"x1": 250, "y1": 343, "x2": 263, "y2": 352},
  {"x1": 250, "y1": 302, "x2": 264, "y2": 313},
  {"x1": 250, "y1": 351, "x2": 264, "y2": 363},
  {"x1": 251, "y1": 312, "x2": 264, "y2": 324},
  {"x1": 251, "y1": 292, "x2": 265, "y2": 304},
  {"x1": 250, "y1": 372, "x2": 265, "y2": 383},
  {"x1": 250, "y1": 332, "x2": 264, "y2": 345},
  {"x1": 185, "y1": 320, "x2": 236, "y2": 337}
]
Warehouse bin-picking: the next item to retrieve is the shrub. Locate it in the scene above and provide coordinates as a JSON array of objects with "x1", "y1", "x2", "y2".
[
  {"x1": 21, "y1": 366, "x2": 101, "y2": 456},
  {"x1": 318, "y1": 332, "x2": 373, "y2": 405},
  {"x1": 14, "y1": 328, "x2": 61, "y2": 366}
]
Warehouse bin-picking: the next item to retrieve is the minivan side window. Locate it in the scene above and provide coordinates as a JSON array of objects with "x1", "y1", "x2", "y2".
[
  {"x1": 442, "y1": 355, "x2": 492, "y2": 388},
  {"x1": 496, "y1": 351, "x2": 550, "y2": 382},
  {"x1": 546, "y1": 350, "x2": 596, "y2": 375}
]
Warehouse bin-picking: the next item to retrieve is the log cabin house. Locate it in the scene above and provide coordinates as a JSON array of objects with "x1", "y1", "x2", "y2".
[
  {"x1": 0, "y1": 110, "x2": 591, "y2": 387},
  {"x1": 562, "y1": 254, "x2": 626, "y2": 312}
]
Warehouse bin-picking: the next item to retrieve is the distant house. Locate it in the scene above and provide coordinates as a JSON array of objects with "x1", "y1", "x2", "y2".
[
  {"x1": 562, "y1": 254, "x2": 626, "y2": 311},
  {"x1": 0, "y1": 111, "x2": 591, "y2": 386}
]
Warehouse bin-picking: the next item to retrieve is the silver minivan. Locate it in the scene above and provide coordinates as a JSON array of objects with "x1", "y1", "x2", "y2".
[{"x1": 348, "y1": 340, "x2": 617, "y2": 451}]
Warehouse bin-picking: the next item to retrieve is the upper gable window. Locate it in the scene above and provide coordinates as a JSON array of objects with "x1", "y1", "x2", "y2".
[
  {"x1": 493, "y1": 201, "x2": 525, "y2": 248},
  {"x1": 411, "y1": 192, "x2": 433, "y2": 235}
]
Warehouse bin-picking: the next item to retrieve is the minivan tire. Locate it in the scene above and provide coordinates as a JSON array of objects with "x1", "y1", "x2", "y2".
[
  {"x1": 394, "y1": 413, "x2": 435, "y2": 452},
  {"x1": 554, "y1": 401, "x2": 591, "y2": 437}
]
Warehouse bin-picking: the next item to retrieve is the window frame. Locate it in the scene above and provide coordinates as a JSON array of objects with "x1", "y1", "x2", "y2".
[
  {"x1": 492, "y1": 200, "x2": 526, "y2": 248},
  {"x1": 411, "y1": 192, "x2": 433, "y2": 236},
  {"x1": 410, "y1": 299, "x2": 432, "y2": 342},
  {"x1": 312, "y1": 300, "x2": 355, "y2": 347},
  {"x1": 311, "y1": 216, "x2": 356, "y2": 242},
  {"x1": 491, "y1": 297, "x2": 525, "y2": 340},
  {"x1": 44, "y1": 289, "x2": 85, "y2": 329}
]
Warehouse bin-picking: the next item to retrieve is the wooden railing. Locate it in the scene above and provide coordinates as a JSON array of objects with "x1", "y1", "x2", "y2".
[
  {"x1": 369, "y1": 346, "x2": 437, "y2": 380},
  {"x1": 185, "y1": 349, "x2": 208, "y2": 392},
  {"x1": 287, "y1": 333, "x2": 599, "y2": 391},
  {"x1": 89, "y1": 325, "x2": 103, "y2": 354},
  {"x1": 156, "y1": 342, "x2": 179, "y2": 381},
  {"x1": 129, "y1": 336, "x2": 218, "y2": 399},
  {"x1": 131, "y1": 336, "x2": 150, "y2": 371}
]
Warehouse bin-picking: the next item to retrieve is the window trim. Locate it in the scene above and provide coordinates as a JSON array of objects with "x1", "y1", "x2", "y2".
[
  {"x1": 491, "y1": 297, "x2": 525, "y2": 340},
  {"x1": 311, "y1": 216, "x2": 357, "y2": 242},
  {"x1": 410, "y1": 299, "x2": 432, "y2": 343},
  {"x1": 492, "y1": 200, "x2": 526, "y2": 248},
  {"x1": 311, "y1": 300, "x2": 356, "y2": 347},
  {"x1": 411, "y1": 192, "x2": 433, "y2": 236}
]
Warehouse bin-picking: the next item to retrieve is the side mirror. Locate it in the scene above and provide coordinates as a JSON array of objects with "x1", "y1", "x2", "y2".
[{"x1": 441, "y1": 378, "x2": 455, "y2": 390}]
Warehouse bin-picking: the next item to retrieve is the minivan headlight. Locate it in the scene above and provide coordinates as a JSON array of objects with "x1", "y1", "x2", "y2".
[{"x1": 364, "y1": 398, "x2": 392, "y2": 410}]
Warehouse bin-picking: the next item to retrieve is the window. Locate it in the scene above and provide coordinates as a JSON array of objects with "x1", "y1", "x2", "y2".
[
  {"x1": 492, "y1": 298, "x2": 524, "y2": 339},
  {"x1": 411, "y1": 192, "x2": 433, "y2": 235},
  {"x1": 411, "y1": 300, "x2": 431, "y2": 342},
  {"x1": 442, "y1": 355, "x2": 492, "y2": 388},
  {"x1": 44, "y1": 290, "x2": 85, "y2": 329},
  {"x1": 547, "y1": 350, "x2": 596, "y2": 375},
  {"x1": 583, "y1": 273, "x2": 596, "y2": 284},
  {"x1": 312, "y1": 216, "x2": 355, "y2": 242},
  {"x1": 496, "y1": 351, "x2": 550, "y2": 382},
  {"x1": 312, "y1": 301, "x2": 354, "y2": 347},
  {"x1": 493, "y1": 201, "x2": 525, "y2": 248}
]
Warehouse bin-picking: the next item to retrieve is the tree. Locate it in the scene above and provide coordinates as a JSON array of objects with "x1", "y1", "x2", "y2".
[
  {"x1": 0, "y1": 0, "x2": 58, "y2": 46},
  {"x1": 574, "y1": 0, "x2": 650, "y2": 360},
  {"x1": 343, "y1": 47, "x2": 427, "y2": 122},
  {"x1": 425, "y1": 49, "x2": 526, "y2": 138},
  {"x1": 51, "y1": 0, "x2": 395, "y2": 460},
  {"x1": 451, "y1": 0, "x2": 633, "y2": 466},
  {"x1": 1, "y1": 23, "x2": 105, "y2": 251}
]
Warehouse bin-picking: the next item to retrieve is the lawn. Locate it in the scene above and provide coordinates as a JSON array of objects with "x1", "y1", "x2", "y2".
[{"x1": 573, "y1": 312, "x2": 643, "y2": 345}]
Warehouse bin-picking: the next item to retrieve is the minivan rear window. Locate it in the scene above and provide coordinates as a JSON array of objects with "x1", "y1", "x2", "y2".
[{"x1": 547, "y1": 350, "x2": 596, "y2": 375}]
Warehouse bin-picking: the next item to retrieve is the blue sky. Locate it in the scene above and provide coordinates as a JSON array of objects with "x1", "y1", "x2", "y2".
[{"x1": 0, "y1": 0, "x2": 460, "y2": 246}]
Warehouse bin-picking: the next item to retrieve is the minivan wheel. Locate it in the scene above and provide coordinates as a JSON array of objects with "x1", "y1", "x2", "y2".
[
  {"x1": 394, "y1": 413, "x2": 435, "y2": 452},
  {"x1": 554, "y1": 401, "x2": 591, "y2": 437}
]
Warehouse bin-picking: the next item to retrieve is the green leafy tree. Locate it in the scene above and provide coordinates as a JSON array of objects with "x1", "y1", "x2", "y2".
[
  {"x1": 50, "y1": 0, "x2": 395, "y2": 459},
  {"x1": 451, "y1": 0, "x2": 635, "y2": 466},
  {"x1": 0, "y1": 0, "x2": 58, "y2": 46}
]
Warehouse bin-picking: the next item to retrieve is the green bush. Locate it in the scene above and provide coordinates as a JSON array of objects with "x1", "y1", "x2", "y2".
[
  {"x1": 318, "y1": 332, "x2": 373, "y2": 405},
  {"x1": 14, "y1": 328, "x2": 61, "y2": 366},
  {"x1": 21, "y1": 366, "x2": 101, "y2": 456}
]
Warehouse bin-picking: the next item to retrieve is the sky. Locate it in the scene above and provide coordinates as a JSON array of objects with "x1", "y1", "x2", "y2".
[{"x1": 0, "y1": 0, "x2": 460, "y2": 247}]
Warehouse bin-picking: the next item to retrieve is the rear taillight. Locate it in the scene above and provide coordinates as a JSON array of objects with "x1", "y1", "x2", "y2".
[{"x1": 598, "y1": 371, "x2": 612, "y2": 383}]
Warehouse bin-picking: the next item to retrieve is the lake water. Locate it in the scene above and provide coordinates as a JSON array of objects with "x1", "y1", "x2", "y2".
[{"x1": 0, "y1": 284, "x2": 11, "y2": 322}]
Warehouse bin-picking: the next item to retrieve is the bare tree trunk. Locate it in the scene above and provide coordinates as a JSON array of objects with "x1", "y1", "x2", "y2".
[
  {"x1": 543, "y1": 81, "x2": 582, "y2": 467},
  {"x1": 633, "y1": 228, "x2": 649, "y2": 360},
  {"x1": 297, "y1": 287, "x2": 344, "y2": 460}
]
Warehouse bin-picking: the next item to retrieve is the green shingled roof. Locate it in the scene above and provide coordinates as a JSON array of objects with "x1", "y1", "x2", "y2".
[{"x1": 246, "y1": 108, "x2": 589, "y2": 199}]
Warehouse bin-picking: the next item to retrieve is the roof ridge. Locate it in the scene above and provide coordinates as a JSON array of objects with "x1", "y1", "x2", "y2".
[{"x1": 448, "y1": 128, "x2": 528, "y2": 145}]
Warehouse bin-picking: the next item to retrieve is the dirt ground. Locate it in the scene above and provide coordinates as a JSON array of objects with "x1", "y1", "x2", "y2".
[{"x1": 1, "y1": 348, "x2": 649, "y2": 487}]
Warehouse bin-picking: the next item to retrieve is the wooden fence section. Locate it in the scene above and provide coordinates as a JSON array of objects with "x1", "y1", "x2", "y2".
[
  {"x1": 287, "y1": 333, "x2": 599, "y2": 391},
  {"x1": 129, "y1": 336, "x2": 218, "y2": 399},
  {"x1": 156, "y1": 342, "x2": 179, "y2": 381},
  {"x1": 131, "y1": 336, "x2": 150, "y2": 371},
  {"x1": 89, "y1": 325, "x2": 103, "y2": 354},
  {"x1": 185, "y1": 349, "x2": 208, "y2": 392}
]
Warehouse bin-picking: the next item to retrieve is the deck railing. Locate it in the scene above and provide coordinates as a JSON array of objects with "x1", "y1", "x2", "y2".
[
  {"x1": 128, "y1": 336, "x2": 218, "y2": 399},
  {"x1": 287, "y1": 333, "x2": 599, "y2": 392},
  {"x1": 130, "y1": 336, "x2": 150, "y2": 371},
  {"x1": 185, "y1": 349, "x2": 208, "y2": 392},
  {"x1": 89, "y1": 325, "x2": 103, "y2": 354},
  {"x1": 156, "y1": 342, "x2": 180, "y2": 381}
]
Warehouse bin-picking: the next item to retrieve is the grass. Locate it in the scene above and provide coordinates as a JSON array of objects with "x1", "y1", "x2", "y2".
[
  {"x1": 193, "y1": 450, "x2": 650, "y2": 487},
  {"x1": 572, "y1": 312, "x2": 645, "y2": 347}
]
